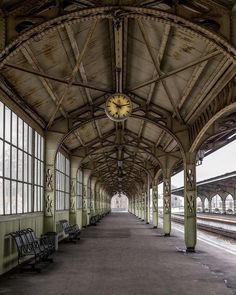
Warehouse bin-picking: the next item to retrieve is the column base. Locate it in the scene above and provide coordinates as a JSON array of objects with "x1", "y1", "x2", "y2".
[
  {"x1": 164, "y1": 233, "x2": 170, "y2": 237},
  {"x1": 186, "y1": 247, "x2": 195, "y2": 253},
  {"x1": 141, "y1": 219, "x2": 144, "y2": 222},
  {"x1": 153, "y1": 226, "x2": 157, "y2": 229},
  {"x1": 146, "y1": 222, "x2": 149, "y2": 224}
]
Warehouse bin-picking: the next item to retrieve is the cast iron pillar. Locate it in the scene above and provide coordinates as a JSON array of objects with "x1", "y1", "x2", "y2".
[
  {"x1": 222, "y1": 198, "x2": 226, "y2": 214},
  {"x1": 201, "y1": 198, "x2": 205, "y2": 213},
  {"x1": 163, "y1": 168, "x2": 171, "y2": 236},
  {"x1": 152, "y1": 180, "x2": 158, "y2": 228},
  {"x1": 184, "y1": 152, "x2": 197, "y2": 252},
  {"x1": 70, "y1": 156, "x2": 83, "y2": 228},
  {"x1": 44, "y1": 131, "x2": 63, "y2": 233}
]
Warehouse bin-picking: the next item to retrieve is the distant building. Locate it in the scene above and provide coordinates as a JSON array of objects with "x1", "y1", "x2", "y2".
[{"x1": 111, "y1": 194, "x2": 129, "y2": 212}]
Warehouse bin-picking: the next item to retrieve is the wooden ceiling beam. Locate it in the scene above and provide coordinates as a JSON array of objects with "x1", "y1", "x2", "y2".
[
  {"x1": 46, "y1": 19, "x2": 98, "y2": 129},
  {"x1": 21, "y1": 45, "x2": 68, "y2": 119}
]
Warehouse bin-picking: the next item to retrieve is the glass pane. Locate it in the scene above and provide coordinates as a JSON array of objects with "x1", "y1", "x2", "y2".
[
  {"x1": 66, "y1": 176, "x2": 69, "y2": 193},
  {"x1": 18, "y1": 150, "x2": 23, "y2": 181},
  {"x1": 37, "y1": 160, "x2": 40, "y2": 185},
  {"x1": 40, "y1": 187, "x2": 43, "y2": 211},
  {"x1": 38, "y1": 136, "x2": 41, "y2": 161},
  {"x1": 28, "y1": 184, "x2": 32, "y2": 212},
  {"x1": 17, "y1": 182, "x2": 22, "y2": 213},
  {"x1": 0, "y1": 140, "x2": 3, "y2": 177},
  {"x1": 24, "y1": 153, "x2": 28, "y2": 182},
  {"x1": 37, "y1": 187, "x2": 41, "y2": 211},
  {"x1": 4, "y1": 180, "x2": 10, "y2": 214},
  {"x1": 23, "y1": 183, "x2": 28, "y2": 213},
  {"x1": 40, "y1": 161, "x2": 43, "y2": 186},
  {"x1": 61, "y1": 173, "x2": 64, "y2": 191},
  {"x1": 12, "y1": 113, "x2": 17, "y2": 146},
  {"x1": 5, "y1": 107, "x2": 11, "y2": 142},
  {"x1": 66, "y1": 158, "x2": 70, "y2": 175},
  {"x1": 18, "y1": 118, "x2": 23, "y2": 149},
  {"x1": 12, "y1": 181, "x2": 17, "y2": 214},
  {"x1": 34, "y1": 187, "x2": 38, "y2": 212},
  {"x1": 28, "y1": 127, "x2": 32, "y2": 154},
  {"x1": 4, "y1": 143, "x2": 11, "y2": 179},
  {"x1": 62, "y1": 155, "x2": 65, "y2": 172},
  {"x1": 23, "y1": 123, "x2": 28, "y2": 152},
  {"x1": 0, "y1": 102, "x2": 3, "y2": 139},
  {"x1": 35, "y1": 132, "x2": 38, "y2": 157},
  {"x1": 41, "y1": 138, "x2": 44, "y2": 160},
  {"x1": 0, "y1": 178, "x2": 3, "y2": 214},
  {"x1": 28, "y1": 156, "x2": 32, "y2": 183},
  {"x1": 34, "y1": 160, "x2": 38, "y2": 185},
  {"x1": 12, "y1": 146, "x2": 17, "y2": 180}
]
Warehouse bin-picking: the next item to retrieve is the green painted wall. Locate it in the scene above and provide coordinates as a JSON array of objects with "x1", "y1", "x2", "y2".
[{"x1": 0, "y1": 214, "x2": 44, "y2": 275}]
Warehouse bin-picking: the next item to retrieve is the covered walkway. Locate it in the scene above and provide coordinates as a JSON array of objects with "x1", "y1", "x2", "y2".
[{"x1": 1, "y1": 213, "x2": 234, "y2": 295}]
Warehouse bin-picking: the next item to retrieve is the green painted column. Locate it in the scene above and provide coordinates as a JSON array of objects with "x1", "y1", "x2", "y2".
[
  {"x1": 152, "y1": 181, "x2": 158, "y2": 228},
  {"x1": 138, "y1": 194, "x2": 142, "y2": 218},
  {"x1": 146, "y1": 175, "x2": 151, "y2": 224},
  {"x1": 82, "y1": 170, "x2": 92, "y2": 227},
  {"x1": 141, "y1": 192, "x2": 145, "y2": 221},
  {"x1": 90, "y1": 177, "x2": 97, "y2": 217},
  {"x1": 135, "y1": 196, "x2": 139, "y2": 217},
  {"x1": 95, "y1": 182, "x2": 101, "y2": 215},
  {"x1": 222, "y1": 197, "x2": 226, "y2": 214},
  {"x1": 163, "y1": 169, "x2": 171, "y2": 236},
  {"x1": 209, "y1": 198, "x2": 212, "y2": 213},
  {"x1": 133, "y1": 196, "x2": 136, "y2": 215},
  {"x1": 145, "y1": 191, "x2": 149, "y2": 224},
  {"x1": 184, "y1": 152, "x2": 197, "y2": 252},
  {"x1": 201, "y1": 198, "x2": 205, "y2": 213},
  {"x1": 44, "y1": 131, "x2": 63, "y2": 233},
  {"x1": 69, "y1": 156, "x2": 83, "y2": 228}
]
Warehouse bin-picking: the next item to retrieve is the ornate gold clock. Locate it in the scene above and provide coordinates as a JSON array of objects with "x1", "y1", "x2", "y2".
[{"x1": 105, "y1": 93, "x2": 132, "y2": 122}]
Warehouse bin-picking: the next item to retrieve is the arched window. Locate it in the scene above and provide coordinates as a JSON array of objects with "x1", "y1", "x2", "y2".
[
  {"x1": 0, "y1": 101, "x2": 44, "y2": 215},
  {"x1": 56, "y1": 152, "x2": 70, "y2": 210},
  {"x1": 87, "y1": 177, "x2": 91, "y2": 209}
]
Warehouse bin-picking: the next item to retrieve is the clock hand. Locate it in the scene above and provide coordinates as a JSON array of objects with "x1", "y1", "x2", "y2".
[
  {"x1": 113, "y1": 101, "x2": 121, "y2": 108},
  {"x1": 120, "y1": 103, "x2": 130, "y2": 107}
]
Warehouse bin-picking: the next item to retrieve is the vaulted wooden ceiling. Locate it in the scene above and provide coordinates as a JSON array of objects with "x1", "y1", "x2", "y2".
[{"x1": 0, "y1": 0, "x2": 235, "y2": 196}]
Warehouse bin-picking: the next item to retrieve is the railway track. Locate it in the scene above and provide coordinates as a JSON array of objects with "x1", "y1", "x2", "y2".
[{"x1": 171, "y1": 214, "x2": 236, "y2": 239}]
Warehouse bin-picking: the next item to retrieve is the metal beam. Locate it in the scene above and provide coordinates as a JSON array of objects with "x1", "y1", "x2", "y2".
[
  {"x1": 21, "y1": 45, "x2": 68, "y2": 119},
  {"x1": 137, "y1": 19, "x2": 183, "y2": 122},
  {"x1": 46, "y1": 19, "x2": 98, "y2": 129},
  {"x1": 128, "y1": 50, "x2": 221, "y2": 92},
  {"x1": 4, "y1": 63, "x2": 110, "y2": 93}
]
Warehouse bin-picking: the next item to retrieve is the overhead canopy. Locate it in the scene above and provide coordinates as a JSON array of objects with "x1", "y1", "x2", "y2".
[
  {"x1": 0, "y1": 0, "x2": 236, "y2": 196},
  {"x1": 172, "y1": 171, "x2": 236, "y2": 198}
]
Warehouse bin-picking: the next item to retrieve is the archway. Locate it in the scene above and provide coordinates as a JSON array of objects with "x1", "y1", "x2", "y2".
[
  {"x1": 225, "y1": 194, "x2": 234, "y2": 214},
  {"x1": 211, "y1": 194, "x2": 222, "y2": 213},
  {"x1": 204, "y1": 198, "x2": 209, "y2": 212},
  {"x1": 111, "y1": 194, "x2": 129, "y2": 213},
  {"x1": 196, "y1": 197, "x2": 202, "y2": 212}
]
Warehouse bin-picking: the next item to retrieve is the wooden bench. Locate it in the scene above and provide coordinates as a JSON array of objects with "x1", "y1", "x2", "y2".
[
  {"x1": 58, "y1": 220, "x2": 81, "y2": 242},
  {"x1": 9, "y1": 228, "x2": 55, "y2": 272}
]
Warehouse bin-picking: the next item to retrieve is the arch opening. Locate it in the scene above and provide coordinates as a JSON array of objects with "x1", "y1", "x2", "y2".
[
  {"x1": 111, "y1": 194, "x2": 129, "y2": 213},
  {"x1": 225, "y1": 194, "x2": 234, "y2": 214},
  {"x1": 211, "y1": 194, "x2": 222, "y2": 213}
]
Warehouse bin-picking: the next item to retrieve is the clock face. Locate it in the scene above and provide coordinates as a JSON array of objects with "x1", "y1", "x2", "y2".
[{"x1": 105, "y1": 93, "x2": 132, "y2": 122}]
